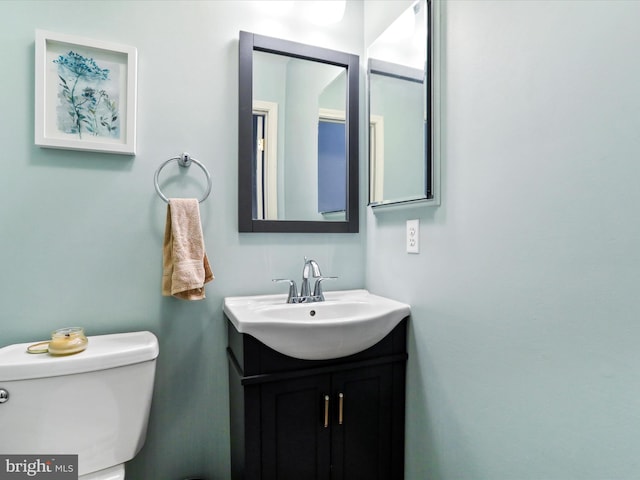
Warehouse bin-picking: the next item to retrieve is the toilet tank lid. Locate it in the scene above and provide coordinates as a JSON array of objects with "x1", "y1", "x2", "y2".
[{"x1": 0, "y1": 331, "x2": 159, "y2": 381}]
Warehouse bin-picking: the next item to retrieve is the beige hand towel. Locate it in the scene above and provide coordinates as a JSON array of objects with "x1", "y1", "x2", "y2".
[{"x1": 162, "y1": 198, "x2": 214, "y2": 300}]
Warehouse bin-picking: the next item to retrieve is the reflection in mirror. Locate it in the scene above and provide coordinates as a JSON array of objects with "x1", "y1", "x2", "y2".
[
  {"x1": 253, "y1": 52, "x2": 346, "y2": 221},
  {"x1": 367, "y1": 0, "x2": 432, "y2": 206},
  {"x1": 239, "y1": 31, "x2": 359, "y2": 233}
]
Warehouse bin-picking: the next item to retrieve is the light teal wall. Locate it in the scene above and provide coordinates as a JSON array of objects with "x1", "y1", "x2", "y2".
[
  {"x1": 7, "y1": 1, "x2": 640, "y2": 479},
  {"x1": 0, "y1": 1, "x2": 365, "y2": 479},
  {"x1": 366, "y1": 1, "x2": 640, "y2": 479}
]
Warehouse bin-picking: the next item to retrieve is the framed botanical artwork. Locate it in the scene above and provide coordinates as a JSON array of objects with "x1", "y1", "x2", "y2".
[{"x1": 35, "y1": 30, "x2": 137, "y2": 155}]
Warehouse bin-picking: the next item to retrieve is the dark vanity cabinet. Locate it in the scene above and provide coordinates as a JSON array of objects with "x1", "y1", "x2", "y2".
[{"x1": 227, "y1": 317, "x2": 408, "y2": 480}]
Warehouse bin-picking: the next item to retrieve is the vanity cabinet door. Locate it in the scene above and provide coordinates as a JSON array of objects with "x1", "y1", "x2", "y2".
[
  {"x1": 330, "y1": 364, "x2": 396, "y2": 480},
  {"x1": 260, "y1": 374, "x2": 332, "y2": 480}
]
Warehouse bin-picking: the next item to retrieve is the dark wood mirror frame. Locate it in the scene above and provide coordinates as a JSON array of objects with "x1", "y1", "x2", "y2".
[{"x1": 238, "y1": 31, "x2": 359, "y2": 233}]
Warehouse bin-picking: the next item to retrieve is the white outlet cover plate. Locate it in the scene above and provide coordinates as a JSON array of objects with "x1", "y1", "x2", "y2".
[{"x1": 406, "y1": 219, "x2": 419, "y2": 254}]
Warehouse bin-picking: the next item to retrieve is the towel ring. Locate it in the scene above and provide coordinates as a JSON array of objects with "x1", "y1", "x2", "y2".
[{"x1": 154, "y1": 153, "x2": 212, "y2": 204}]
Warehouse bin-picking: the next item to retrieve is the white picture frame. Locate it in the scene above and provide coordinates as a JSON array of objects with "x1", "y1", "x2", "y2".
[{"x1": 35, "y1": 30, "x2": 137, "y2": 155}]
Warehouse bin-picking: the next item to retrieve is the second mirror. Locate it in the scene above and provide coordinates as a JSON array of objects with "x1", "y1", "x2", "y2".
[{"x1": 367, "y1": 0, "x2": 433, "y2": 207}]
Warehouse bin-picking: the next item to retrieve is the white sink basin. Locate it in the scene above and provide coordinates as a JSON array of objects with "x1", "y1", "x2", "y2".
[{"x1": 223, "y1": 289, "x2": 410, "y2": 360}]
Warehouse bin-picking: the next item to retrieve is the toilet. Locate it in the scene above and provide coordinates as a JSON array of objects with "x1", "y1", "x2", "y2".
[{"x1": 0, "y1": 331, "x2": 159, "y2": 479}]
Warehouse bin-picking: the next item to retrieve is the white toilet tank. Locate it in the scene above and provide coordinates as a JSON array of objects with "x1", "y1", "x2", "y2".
[{"x1": 0, "y1": 331, "x2": 159, "y2": 479}]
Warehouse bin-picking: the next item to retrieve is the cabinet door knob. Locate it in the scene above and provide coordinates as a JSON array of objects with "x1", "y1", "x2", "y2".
[
  {"x1": 338, "y1": 393, "x2": 344, "y2": 425},
  {"x1": 324, "y1": 395, "x2": 330, "y2": 428}
]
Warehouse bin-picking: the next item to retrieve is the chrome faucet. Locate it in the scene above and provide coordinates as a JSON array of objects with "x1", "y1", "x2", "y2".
[
  {"x1": 300, "y1": 258, "x2": 321, "y2": 298},
  {"x1": 273, "y1": 257, "x2": 337, "y2": 303}
]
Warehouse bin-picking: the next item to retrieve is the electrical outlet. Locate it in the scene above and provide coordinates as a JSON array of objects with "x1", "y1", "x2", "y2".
[{"x1": 406, "y1": 219, "x2": 419, "y2": 254}]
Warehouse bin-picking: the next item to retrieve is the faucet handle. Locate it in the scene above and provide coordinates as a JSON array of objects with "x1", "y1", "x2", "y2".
[
  {"x1": 272, "y1": 279, "x2": 298, "y2": 303},
  {"x1": 312, "y1": 276, "x2": 337, "y2": 300}
]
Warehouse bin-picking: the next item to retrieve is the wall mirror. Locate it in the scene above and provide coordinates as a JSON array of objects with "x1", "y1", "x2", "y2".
[
  {"x1": 367, "y1": 0, "x2": 435, "y2": 207},
  {"x1": 238, "y1": 31, "x2": 359, "y2": 233}
]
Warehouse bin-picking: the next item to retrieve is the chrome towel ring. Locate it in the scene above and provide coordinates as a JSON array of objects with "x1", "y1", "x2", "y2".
[{"x1": 154, "y1": 152, "x2": 212, "y2": 204}]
